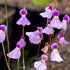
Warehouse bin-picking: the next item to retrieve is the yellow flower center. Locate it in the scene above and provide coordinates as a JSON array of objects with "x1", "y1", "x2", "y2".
[
  {"x1": 61, "y1": 37, "x2": 64, "y2": 39},
  {"x1": 21, "y1": 38, "x2": 24, "y2": 41},
  {"x1": 54, "y1": 48, "x2": 57, "y2": 51},
  {"x1": 22, "y1": 14, "x2": 25, "y2": 17},
  {"x1": 55, "y1": 16, "x2": 58, "y2": 18},
  {"x1": 36, "y1": 30, "x2": 40, "y2": 33},
  {"x1": 37, "y1": 36, "x2": 40, "y2": 38},
  {"x1": 0, "y1": 29, "x2": 3, "y2": 32},
  {"x1": 16, "y1": 47, "x2": 19, "y2": 49},
  {"x1": 42, "y1": 59, "x2": 45, "y2": 62},
  {"x1": 48, "y1": 9, "x2": 51, "y2": 11},
  {"x1": 63, "y1": 20, "x2": 66, "y2": 22},
  {"x1": 48, "y1": 24, "x2": 50, "y2": 26}
]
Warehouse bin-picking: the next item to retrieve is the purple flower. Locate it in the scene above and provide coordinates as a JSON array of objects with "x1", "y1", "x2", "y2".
[
  {"x1": 27, "y1": 33, "x2": 43, "y2": 44},
  {"x1": 19, "y1": 9, "x2": 27, "y2": 16},
  {"x1": 16, "y1": 8, "x2": 31, "y2": 26},
  {"x1": 43, "y1": 20, "x2": 54, "y2": 35},
  {"x1": 41, "y1": 42, "x2": 49, "y2": 53},
  {"x1": 0, "y1": 25, "x2": 7, "y2": 43},
  {"x1": 17, "y1": 36, "x2": 26, "y2": 48},
  {"x1": 57, "y1": 33, "x2": 64, "y2": 39},
  {"x1": 26, "y1": 27, "x2": 43, "y2": 44},
  {"x1": 51, "y1": 43, "x2": 58, "y2": 50},
  {"x1": 63, "y1": 15, "x2": 69, "y2": 22},
  {"x1": 34, "y1": 55, "x2": 47, "y2": 70},
  {"x1": 7, "y1": 43, "x2": 21, "y2": 59},
  {"x1": 61, "y1": 15, "x2": 69, "y2": 30},
  {"x1": 40, "y1": 3, "x2": 54, "y2": 19},
  {"x1": 37, "y1": 27, "x2": 43, "y2": 33},
  {"x1": 26, "y1": 27, "x2": 43, "y2": 36},
  {"x1": 50, "y1": 10, "x2": 62, "y2": 29},
  {"x1": 51, "y1": 43, "x2": 63, "y2": 62},
  {"x1": 58, "y1": 34, "x2": 69, "y2": 45}
]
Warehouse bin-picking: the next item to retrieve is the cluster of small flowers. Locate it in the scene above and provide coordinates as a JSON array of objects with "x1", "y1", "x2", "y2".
[
  {"x1": 0, "y1": 8, "x2": 30, "y2": 59},
  {"x1": 0, "y1": 3, "x2": 70, "y2": 70},
  {"x1": 29, "y1": 3, "x2": 69, "y2": 70}
]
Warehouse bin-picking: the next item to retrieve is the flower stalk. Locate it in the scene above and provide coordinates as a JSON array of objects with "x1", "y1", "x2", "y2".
[
  {"x1": 17, "y1": 59, "x2": 19, "y2": 70},
  {"x1": 36, "y1": 42, "x2": 41, "y2": 60},
  {"x1": 22, "y1": 27, "x2": 25, "y2": 70},
  {"x1": 4, "y1": 0, "x2": 10, "y2": 68},
  {"x1": 2, "y1": 42, "x2": 11, "y2": 70},
  {"x1": 46, "y1": 34, "x2": 52, "y2": 67}
]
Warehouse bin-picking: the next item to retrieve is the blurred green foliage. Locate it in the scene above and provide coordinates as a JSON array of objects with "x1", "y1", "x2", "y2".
[{"x1": 33, "y1": 0, "x2": 54, "y2": 5}]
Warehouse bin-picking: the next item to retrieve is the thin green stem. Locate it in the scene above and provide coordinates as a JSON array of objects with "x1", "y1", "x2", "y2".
[
  {"x1": 2, "y1": 42, "x2": 11, "y2": 70},
  {"x1": 4, "y1": 0, "x2": 10, "y2": 67},
  {"x1": 22, "y1": 27, "x2": 25, "y2": 70}
]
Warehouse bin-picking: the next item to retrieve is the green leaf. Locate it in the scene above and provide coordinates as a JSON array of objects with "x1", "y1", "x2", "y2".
[{"x1": 33, "y1": 0, "x2": 54, "y2": 5}]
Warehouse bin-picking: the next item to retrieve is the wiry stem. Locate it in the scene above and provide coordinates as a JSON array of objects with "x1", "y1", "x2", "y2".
[
  {"x1": 42, "y1": 38, "x2": 44, "y2": 47},
  {"x1": 4, "y1": 0, "x2": 10, "y2": 67},
  {"x1": 17, "y1": 59, "x2": 19, "y2": 70},
  {"x1": 2, "y1": 42, "x2": 11, "y2": 70},
  {"x1": 51, "y1": 0, "x2": 57, "y2": 70},
  {"x1": 52, "y1": 34, "x2": 57, "y2": 70},
  {"x1": 54, "y1": 0, "x2": 56, "y2": 9},
  {"x1": 22, "y1": 27, "x2": 25, "y2": 70},
  {"x1": 46, "y1": 34, "x2": 52, "y2": 68},
  {"x1": 36, "y1": 42, "x2": 41, "y2": 60},
  {"x1": 51, "y1": 61, "x2": 56, "y2": 70}
]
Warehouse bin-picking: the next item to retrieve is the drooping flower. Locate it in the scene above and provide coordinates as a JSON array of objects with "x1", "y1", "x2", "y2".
[
  {"x1": 27, "y1": 33, "x2": 43, "y2": 44},
  {"x1": 26, "y1": 27, "x2": 43, "y2": 44},
  {"x1": 61, "y1": 15, "x2": 69, "y2": 31},
  {"x1": 57, "y1": 34, "x2": 69, "y2": 47},
  {"x1": 50, "y1": 10, "x2": 62, "y2": 29},
  {"x1": 0, "y1": 25, "x2": 7, "y2": 43},
  {"x1": 51, "y1": 43, "x2": 63, "y2": 62},
  {"x1": 17, "y1": 36, "x2": 26, "y2": 47},
  {"x1": 41, "y1": 42, "x2": 49, "y2": 53},
  {"x1": 34, "y1": 55, "x2": 47, "y2": 70},
  {"x1": 43, "y1": 20, "x2": 54, "y2": 35},
  {"x1": 7, "y1": 43, "x2": 21, "y2": 59},
  {"x1": 26, "y1": 27, "x2": 43, "y2": 36},
  {"x1": 40, "y1": 3, "x2": 54, "y2": 19},
  {"x1": 16, "y1": 8, "x2": 31, "y2": 26}
]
